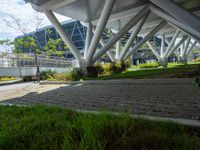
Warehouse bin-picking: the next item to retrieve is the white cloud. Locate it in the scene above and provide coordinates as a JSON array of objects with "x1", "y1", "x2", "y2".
[{"x1": 0, "y1": 0, "x2": 70, "y2": 40}]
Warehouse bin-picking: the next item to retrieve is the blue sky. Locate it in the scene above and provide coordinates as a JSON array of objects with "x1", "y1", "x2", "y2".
[
  {"x1": 0, "y1": 0, "x2": 70, "y2": 52},
  {"x1": 0, "y1": 0, "x2": 69, "y2": 40}
]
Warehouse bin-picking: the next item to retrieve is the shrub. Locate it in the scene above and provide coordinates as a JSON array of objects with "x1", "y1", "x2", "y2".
[
  {"x1": 49, "y1": 69, "x2": 82, "y2": 81},
  {"x1": 134, "y1": 62, "x2": 160, "y2": 69},
  {"x1": 86, "y1": 66, "x2": 99, "y2": 78},
  {"x1": 124, "y1": 60, "x2": 131, "y2": 69},
  {"x1": 95, "y1": 62, "x2": 104, "y2": 75},
  {"x1": 40, "y1": 70, "x2": 56, "y2": 80},
  {"x1": 95, "y1": 61, "x2": 129, "y2": 76},
  {"x1": 54, "y1": 70, "x2": 81, "y2": 81},
  {"x1": 194, "y1": 57, "x2": 200, "y2": 62}
]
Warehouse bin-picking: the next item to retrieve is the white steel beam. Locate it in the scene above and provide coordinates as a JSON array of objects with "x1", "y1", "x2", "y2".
[
  {"x1": 124, "y1": 20, "x2": 167, "y2": 61},
  {"x1": 146, "y1": 41, "x2": 160, "y2": 59},
  {"x1": 162, "y1": 30, "x2": 180, "y2": 59},
  {"x1": 149, "y1": 0, "x2": 200, "y2": 34},
  {"x1": 166, "y1": 38, "x2": 183, "y2": 56},
  {"x1": 161, "y1": 33, "x2": 165, "y2": 58},
  {"x1": 119, "y1": 15, "x2": 148, "y2": 61},
  {"x1": 190, "y1": 42, "x2": 200, "y2": 51},
  {"x1": 99, "y1": 38, "x2": 116, "y2": 62},
  {"x1": 150, "y1": 4, "x2": 200, "y2": 41},
  {"x1": 44, "y1": 10, "x2": 82, "y2": 63},
  {"x1": 186, "y1": 41, "x2": 197, "y2": 56},
  {"x1": 92, "y1": 6, "x2": 150, "y2": 64},
  {"x1": 181, "y1": 37, "x2": 191, "y2": 57},
  {"x1": 115, "y1": 40, "x2": 121, "y2": 60},
  {"x1": 194, "y1": 45, "x2": 200, "y2": 51},
  {"x1": 166, "y1": 35, "x2": 188, "y2": 58},
  {"x1": 84, "y1": 22, "x2": 93, "y2": 59},
  {"x1": 86, "y1": 0, "x2": 116, "y2": 65},
  {"x1": 174, "y1": 51, "x2": 181, "y2": 59}
]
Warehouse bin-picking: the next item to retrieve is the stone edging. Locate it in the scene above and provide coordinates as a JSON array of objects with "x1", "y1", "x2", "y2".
[{"x1": 0, "y1": 78, "x2": 23, "y2": 86}]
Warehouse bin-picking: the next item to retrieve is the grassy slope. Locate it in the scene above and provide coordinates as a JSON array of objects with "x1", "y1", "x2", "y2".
[
  {"x1": 96, "y1": 63, "x2": 200, "y2": 80},
  {"x1": 0, "y1": 105, "x2": 199, "y2": 150}
]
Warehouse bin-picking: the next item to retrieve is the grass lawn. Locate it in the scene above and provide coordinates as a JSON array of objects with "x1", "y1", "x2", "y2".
[
  {"x1": 95, "y1": 63, "x2": 200, "y2": 80},
  {"x1": 0, "y1": 105, "x2": 199, "y2": 150}
]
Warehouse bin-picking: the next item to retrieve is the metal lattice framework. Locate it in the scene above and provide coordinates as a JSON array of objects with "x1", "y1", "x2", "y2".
[{"x1": 26, "y1": 0, "x2": 200, "y2": 67}]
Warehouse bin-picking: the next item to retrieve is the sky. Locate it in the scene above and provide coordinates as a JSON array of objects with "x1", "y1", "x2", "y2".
[{"x1": 0, "y1": 0, "x2": 70, "y2": 52}]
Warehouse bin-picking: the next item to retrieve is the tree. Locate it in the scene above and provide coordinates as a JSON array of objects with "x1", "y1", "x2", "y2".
[
  {"x1": 4, "y1": 13, "x2": 44, "y2": 82},
  {"x1": 14, "y1": 37, "x2": 40, "y2": 54},
  {"x1": 43, "y1": 38, "x2": 68, "y2": 57}
]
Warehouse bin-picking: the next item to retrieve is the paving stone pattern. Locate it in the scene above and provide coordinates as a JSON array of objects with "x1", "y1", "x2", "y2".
[{"x1": 0, "y1": 78, "x2": 199, "y2": 120}]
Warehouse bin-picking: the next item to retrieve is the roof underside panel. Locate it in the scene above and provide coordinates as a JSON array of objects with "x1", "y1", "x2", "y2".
[{"x1": 28, "y1": 0, "x2": 200, "y2": 38}]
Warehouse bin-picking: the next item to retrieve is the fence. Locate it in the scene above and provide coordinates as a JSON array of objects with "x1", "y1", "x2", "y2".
[{"x1": 0, "y1": 52, "x2": 72, "y2": 68}]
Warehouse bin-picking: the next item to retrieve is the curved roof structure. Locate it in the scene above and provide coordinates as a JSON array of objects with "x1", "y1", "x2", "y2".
[
  {"x1": 26, "y1": 0, "x2": 200, "y2": 67},
  {"x1": 27, "y1": 0, "x2": 200, "y2": 36}
]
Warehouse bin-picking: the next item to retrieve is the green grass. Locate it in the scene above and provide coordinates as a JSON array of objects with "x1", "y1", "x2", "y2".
[
  {"x1": 0, "y1": 105, "x2": 199, "y2": 150},
  {"x1": 94, "y1": 63, "x2": 200, "y2": 80},
  {"x1": 132, "y1": 62, "x2": 160, "y2": 69}
]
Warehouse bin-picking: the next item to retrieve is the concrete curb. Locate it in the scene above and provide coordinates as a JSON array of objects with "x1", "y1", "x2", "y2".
[
  {"x1": 0, "y1": 78, "x2": 23, "y2": 86},
  {"x1": 39, "y1": 78, "x2": 195, "y2": 85},
  {"x1": 76, "y1": 109, "x2": 200, "y2": 128},
  {"x1": 0, "y1": 103, "x2": 199, "y2": 128}
]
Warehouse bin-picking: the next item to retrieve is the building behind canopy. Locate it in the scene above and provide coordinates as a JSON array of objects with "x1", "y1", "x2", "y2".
[
  {"x1": 25, "y1": 0, "x2": 200, "y2": 67},
  {"x1": 15, "y1": 18, "x2": 168, "y2": 64}
]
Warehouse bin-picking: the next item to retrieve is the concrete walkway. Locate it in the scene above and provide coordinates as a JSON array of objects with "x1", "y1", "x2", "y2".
[{"x1": 0, "y1": 78, "x2": 199, "y2": 121}]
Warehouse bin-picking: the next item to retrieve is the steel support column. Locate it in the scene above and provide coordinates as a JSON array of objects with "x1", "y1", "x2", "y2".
[
  {"x1": 181, "y1": 37, "x2": 191, "y2": 57},
  {"x1": 166, "y1": 35, "x2": 188, "y2": 58},
  {"x1": 146, "y1": 41, "x2": 160, "y2": 59},
  {"x1": 186, "y1": 41, "x2": 197, "y2": 56},
  {"x1": 119, "y1": 15, "x2": 148, "y2": 61},
  {"x1": 84, "y1": 22, "x2": 93, "y2": 59},
  {"x1": 161, "y1": 33, "x2": 165, "y2": 58},
  {"x1": 162, "y1": 30, "x2": 180, "y2": 59},
  {"x1": 92, "y1": 5, "x2": 150, "y2": 64},
  {"x1": 86, "y1": 0, "x2": 116, "y2": 65},
  {"x1": 115, "y1": 40, "x2": 121, "y2": 60},
  {"x1": 44, "y1": 10, "x2": 83, "y2": 64},
  {"x1": 99, "y1": 38, "x2": 116, "y2": 62},
  {"x1": 124, "y1": 21, "x2": 167, "y2": 61}
]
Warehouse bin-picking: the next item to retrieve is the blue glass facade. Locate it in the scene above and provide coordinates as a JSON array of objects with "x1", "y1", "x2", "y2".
[
  {"x1": 15, "y1": 19, "x2": 162, "y2": 61},
  {"x1": 15, "y1": 19, "x2": 87, "y2": 57}
]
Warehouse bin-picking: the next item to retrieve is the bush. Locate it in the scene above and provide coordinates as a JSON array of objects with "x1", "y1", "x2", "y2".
[
  {"x1": 134, "y1": 62, "x2": 160, "y2": 69},
  {"x1": 95, "y1": 62, "x2": 104, "y2": 75},
  {"x1": 194, "y1": 57, "x2": 200, "y2": 62},
  {"x1": 40, "y1": 70, "x2": 56, "y2": 80},
  {"x1": 48, "y1": 69, "x2": 82, "y2": 81},
  {"x1": 86, "y1": 66, "x2": 99, "y2": 78},
  {"x1": 95, "y1": 61, "x2": 129, "y2": 76},
  {"x1": 123, "y1": 59, "x2": 131, "y2": 69}
]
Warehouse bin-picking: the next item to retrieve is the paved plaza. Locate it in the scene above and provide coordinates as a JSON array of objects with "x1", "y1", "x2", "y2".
[{"x1": 0, "y1": 78, "x2": 199, "y2": 120}]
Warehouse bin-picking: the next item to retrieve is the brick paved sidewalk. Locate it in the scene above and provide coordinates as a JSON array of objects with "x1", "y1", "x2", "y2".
[{"x1": 0, "y1": 78, "x2": 199, "y2": 120}]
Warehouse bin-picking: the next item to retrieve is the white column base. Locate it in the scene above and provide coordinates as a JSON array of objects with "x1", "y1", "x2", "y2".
[
  {"x1": 178, "y1": 57, "x2": 187, "y2": 64},
  {"x1": 158, "y1": 59, "x2": 168, "y2": 67}
]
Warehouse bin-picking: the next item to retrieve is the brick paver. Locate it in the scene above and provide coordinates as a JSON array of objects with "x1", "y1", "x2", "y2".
[{"x1": 0, "y1": 78, "x2": 199, "y2": 120}]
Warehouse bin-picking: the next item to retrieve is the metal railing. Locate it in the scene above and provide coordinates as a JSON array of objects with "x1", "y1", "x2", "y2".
[{"x1": 0, "y1": 52, "x2": 72, "y2": 68}]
